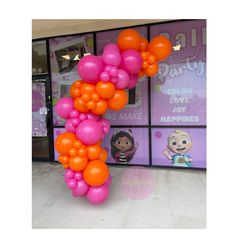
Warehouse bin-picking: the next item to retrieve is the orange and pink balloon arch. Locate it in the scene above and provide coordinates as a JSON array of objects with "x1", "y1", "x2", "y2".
[{"x1": 55, "y1": 29, "x2": 172, "y2": 204}]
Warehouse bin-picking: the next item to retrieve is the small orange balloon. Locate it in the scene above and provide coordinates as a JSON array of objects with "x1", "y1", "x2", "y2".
[
  {"x1": 141, "y1": 51, "x2": 150, "y2": 61},
  {"x1": 96, "y1": 81, "x2": 116, "y2": 99},
  {"x1": 58, "y1": 155, "x2": 69, "y2": 164},
  {"x1": 92, "y1": 99, "x2": 108, "y2": 115},
  {"x1": 148, "y1": 54, "x2": 156, "y2": 64},
  {"x1": 142, "y1": 60, "x2": 149, "y2": 69},
  {"x1": 145, "y1": 63, "x2": 159, "y2": 77},
  {"x1": 55, "y1": 132, "x2": 76, "y2": 155},
  {"x1": 83, "y1": 160, "x2": 109, "y2": 186},
  {"x1": 99, "y1": 149, "x2": 108, "y2": 162},
  {"x1": 74, "y1": 98, "x2": 89, "y2": 113},
  {"x1": 140, "y1": 37, "x2": 149, "y2": 52},
  {"x1": 117, "y1": 29, "x2": 141, "y2": 51},
  {"x1": 70, "y1": 86, "x2": 81, "y2": 99},
  {"x1": 63, "y1": 164, "x2": 69, "y2": 169},
  {"x1": 87, "y1": 144, "x2": 102, "y2": 160},
  {"x1": 87, "y1": 100, "x2": 96, "y2": 110},
  {"x1": 72, "y1": 80, "x2": 83, "y2": 88},
  {"x1": 78, "y1": 147, "x2": 87, "y2": 157},
  {"x1": 138, "y1": 69, "x2": 145, "y2": 78},
  {"x1": 69, "y1": 156, "x2": 88, "y2": 172},
  {"x1": 148, "y1": 35, "x2": 172, "y2": 61},
  {"x1": 81, "y1": 83, "x2": 96, "y2": 95},
  {"x1": 73, "y1": 140, "x2": 82, "y2": 149},
  {"x1": 81, "y1": 93, "x2": 90, "y2": 102},
  {"x1": 91, "y1": 92, "x2": 100, "y2": 102},
  {"x1": 107, "y1": 90, "x2": 128, "y2": 111},
  {"x1": 68, "y1": 148, "x2": 77, "y2": 157}
]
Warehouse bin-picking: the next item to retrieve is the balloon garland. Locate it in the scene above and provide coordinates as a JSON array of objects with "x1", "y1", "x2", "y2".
[{"x1": 55, "y1": 29, "x2": 172, "y2": 205}]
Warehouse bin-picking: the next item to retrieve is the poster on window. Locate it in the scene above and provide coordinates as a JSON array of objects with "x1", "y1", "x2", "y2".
[
  {"x1": 32, "y1": 82, "x2": 47, "y2": 136},
  {"x1": 152, "y1": 128, "x2": 206, "y2": 168},
  {"x1": 49, "y1": 34, "x2": 94, "y2": 125},
  {"x1": 150, "y1": 20, "x2": 206, "y2": 126},
  {"x1": 96, "y1": 26, "x2": 149, "y2": 125},
  {"x1": 53, "y1": 127, "x2": 149, "y2": 165}
]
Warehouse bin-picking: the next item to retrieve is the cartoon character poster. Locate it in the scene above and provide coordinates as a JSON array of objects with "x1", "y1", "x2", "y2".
[
  {"x1": 102, "y1": 128, "x2": 149, "y2": 165},
  {"x1": 152, "y1": 128, "x2": 206, "y2": 168}
]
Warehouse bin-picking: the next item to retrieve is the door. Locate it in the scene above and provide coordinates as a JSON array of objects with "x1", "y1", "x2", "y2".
[{"x1": 32, "y1": 77, "x2": 52, "y2": 160}]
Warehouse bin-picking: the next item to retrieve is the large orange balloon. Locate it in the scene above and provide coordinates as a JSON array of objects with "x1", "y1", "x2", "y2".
[
  {"x1": 55, "y1": 132, "x2": 76, "y2": 155},
  {"x1": 69, "y1": 156, "x2": 88, "y2": 172},
  {"x1": 91, "y1": 99, "x2": 108, "y2": 115},
  {"x1": 145, "y1": 63, "x2": 159, "y2": 77},
  {"x1": 74, "y1": 97, "x2": 89, "y2": 113},
  {"x1": 96, "y1": 81, "x2": 115, "y2": 99},
  {"x1": 148, "y1": 35, "x2": 172, "y2": 61},
  {"x1": 87, "y1": 144, "x2": 102, "y2": 160},
  {"x1": 83, "y1": 160, "x2": 109, "y2": 186},
  {"x1": 107, "y1": 90, "x2": 128, "y2": 111},
  {"x1": 117, "y1": 29, "x2": 141, "y2": 51},
  {"x1": 139, "y1": 37, "x2": 149, "y2": 52}
]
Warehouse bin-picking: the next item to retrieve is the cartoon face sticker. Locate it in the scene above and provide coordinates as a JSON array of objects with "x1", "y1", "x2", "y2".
[{"x1": 168, "y1": 130, "x2": 193, "y2": 154}]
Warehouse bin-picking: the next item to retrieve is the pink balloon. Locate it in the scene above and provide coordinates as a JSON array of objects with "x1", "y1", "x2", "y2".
[
  {"x1": 86, "y1": 112, "x2": 100, "y2": 121},
  {"x1": 70, "y1": 109, "x2": 79, "y2": 118},
  {"x1": 120, "y1": 50, "x2": 142, "y2": 75},
  {"x1": 103, "y1": 43, "x2": 120, "y2": 53},
  {"x1": 74, "y1": 172, "x2": 82, "y2": 181},
  {"x1": 109, "y1": 67, "x2": 119, "y2": 77},
  {"x1": 71, "y1": 118, "x2": 80, "y2": 127},
  {"x1": 100, "y1": 71, "x2": 110, "y2": 82},
  {"x1": 104, "y1": 65, "x2": 112, "y2": 72},
  {"x1": 77, "y1": 55, "x2": 104, "y2": 84},
  {"x1": 99, "y1": 118, "x2": 110, "y2": 134},
  {"x1": 79, "y1": 113, "x2": 87, "y2": 121},
  {"x1": 116, "y1": 69, "x2": 130, "y2": 89},
  {"x1": 67, "y1": 179, "x2": 77, "y2": 189},
  {"x1": 65, "y1": 119, "x2": 76, "y2": 133},
  {"x1": 56, "y1": 98, "x2": 74, "y2": 119},
  {"x1": 126, "y1": 74, "x2": 139, "y2": 89},
  {"x1": 76, "y1": 120, "x2": 102, "y2": 145},
  {"x1": 64, "y1": 169, "x2": 74, "y2": 181},
  {"x1": 72, "y1": 179, "x2": 89, "y2": 197},
  {"x1": 86, "y1": 185, "x2": 109, "y2": 204},
  {"x1": 102, "y1": 49, "x2": 121, "y2": 67}
]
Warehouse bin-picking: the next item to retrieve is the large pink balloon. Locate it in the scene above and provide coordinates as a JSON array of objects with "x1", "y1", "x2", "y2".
[
  {"x1": 77, "y1": 55, "x2": 104, "y2": 84},
  {"x1": 76, "y1": 120, "x2": 102, "y2": 145},
  {"x1": 126, "y1": 74, "x2": 139, "y2": 89},
  {"x1": 116, "y1": 69, "x2": 130, "y2": 89},
  {"x1": 120, "y1": 50, "x2": 142, "y2": 75},
  {"x1": 56, "y1": 98, "x2": 74, "y2": 119},
  {"x1": 102, "y1": 49, "x2": 121, "y2": 67},
  {"x1": 72, "y1": 179, "x2": 89, "y2": 197},
  {"x1": 86, "y1": 185, "x2": 109, "y2": 204}
]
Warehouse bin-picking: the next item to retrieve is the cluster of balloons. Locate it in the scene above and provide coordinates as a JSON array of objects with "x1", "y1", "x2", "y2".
[{"x1": 55, "y1": 28, "x2": 172, "y2": 205}]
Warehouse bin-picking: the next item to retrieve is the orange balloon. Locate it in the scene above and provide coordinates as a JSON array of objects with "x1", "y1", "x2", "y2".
[
  {"x1": 83, "y1": 160, "x2": 109, "y2": 186},
  {"x1": 99, "y1": 149, "x2": 108, "y2": 162},
  {"x1": 91, "y1": 92, "x2": 100, "y2": 102},
  {"x1": 69, "y1": 156, "x2": 88, "y2": 172},
  {"x1": 74, "y1": 97, "x2": 89, "y2": 113},
  {"x1": 58, "y1": 155, "x2": 69, "y2": 164},
  {"x1": 86, "y1": 100, "x2": 96, "y2": 110},
  {"x1": 73, "y1": 140, "x2": 82, "y2": 149},
  {"x1": 145, "y1": 63, "x2": 159, "y2": 77},
  {"x1": 70, "y1": 86, "x2": 81, "y2": 99},
  {"x1": 140, "y1": 37, "x2": 149, "y2": 52},
  {"x1": 148, "y1": 35, "x2": 172, "y2": 61},
  {"x1": 78, "y1": 146, "x2": 87, "y2": 157},
  {"x1": 81, "y1": 93, "x2": 91, "y2": 102},
  {"x1": 55, "y1": 132, "x2": 76, "y2": 155},
  {"x1": 142, "y1": 60, "x2": 149, "y2": 69},
  {"x1": 63, "y1": 164, "x2": 69, "y2": 169},
  {"x1": 68, "y1": 148, "x2": 77, "y2": 157},
  {"x1": 107, "y1": 90, "x2": 128, "y2": 111},
  {"x1": 72, "y1": 80, "x2": 83, "y2": 88},
  {"x1": 138, "y1": 69, "x2": 145, "y2": 78},
  {"x1": 117, "y1": 29, "x2": 141, "y2": 51},
  {"x1": 96, "y1": 81, "x2": 115, "y2": 99},
  {"x1": 141, "y1": 51, "x2": 150, "y2": 61},
  {"x1": 148, "y1": 54, "x2": 157, "y2": 64},
  {"x1": 87, "y1": 144, "x2": 102, "y2": 160},
  {"x1": 81, "y1": 83, "x2": 96, "y2": 95},
  {"x1": 92, "y1": 99, "x2": 108, "y2": 115}
]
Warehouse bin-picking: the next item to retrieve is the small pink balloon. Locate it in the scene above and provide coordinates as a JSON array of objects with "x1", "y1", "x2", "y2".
[
  {"x1": 111, "y1": 77, "x2": 118, "y2": 84},
  {"x1": 116, "y1": 69, "x2": 130, "y2": 89},
  {"x1": 76, "y1": 120, "x2": 102, "y2": 145},
  {"x1": 65, "y1": 119, "x2": 76, "y2": 133},
  {"x1": 104, "y1": 65, "x2": 112, "y2": 72},
  {"x1": 74, "y1": 172, "x2": 82, "y2": 181},
  {"x1": 72, "y1": 179, "x2": 89, "y2": 196},
  {"x1": 87, "y1": 112, "x2": 100, "y2": 121},
  {"x1": 100, "y1": 71, "x2": 110, "y2": 82},
  {"x1": 120, "y1": 50, "x2": 142, "y2": 75},
  {"x1": 70, "y1": 109, "x2": 79, "y2": 118},
  {"x1": 103, "y1": 43, "x2": 120, "y2": 53},
  {"x1": 77, "y1": 55, "x2": 104, "y2": 84},
  {"x1": 86, "y1": 185, "x2": 109, "y2": 205},
  {"x1": 126, "y1": 74, "x2": 139, "y2": 89},
  {"x1": 71, "y1": 118, "x2": 80, "y2": 127},
  {"x1": 102, "y1": 49, "x2": 121, "y2": 67},
  {"x1": 109, "y1": 67, "x2": 119, "y2": 77},
  {"x1": 64, "y1": 169, "x2": 74, "y2": 180},
  {"x1": 99, "y1": 118, "x2": 110, "y2": 134},
  {"x1": 56, "y1": 98, "x2": 74, "y2": 119},
  {"x1": 79, "y1": 113, "x2": 87, "y2": 121},
  {"x1": 67, "y1": 179, "x2": 77, "y2": 189}
]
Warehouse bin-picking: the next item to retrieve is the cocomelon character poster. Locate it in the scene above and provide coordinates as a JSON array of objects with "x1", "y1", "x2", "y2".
[{"x1": 152, "y1": 128, "x2": 206, "y2": 168}]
